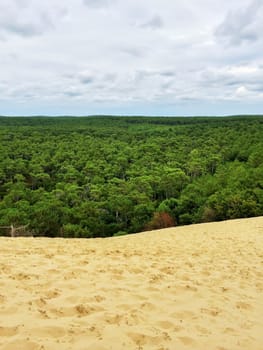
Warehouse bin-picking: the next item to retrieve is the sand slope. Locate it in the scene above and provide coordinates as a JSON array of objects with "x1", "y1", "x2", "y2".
[{"x1": 0, "y1": 217, "x2": 263, "y2": 350}]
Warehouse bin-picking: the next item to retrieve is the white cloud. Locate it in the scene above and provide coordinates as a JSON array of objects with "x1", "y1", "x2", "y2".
[
  {"x1": 235, "y1": 86, "x2": 249, "y2": 97},
  {"x1": 0, "y1": 0, "x2": 262, "y2": 115}
]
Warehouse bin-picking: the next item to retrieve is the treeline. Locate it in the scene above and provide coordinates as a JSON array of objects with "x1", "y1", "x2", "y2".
[{"x1": 0, "y1": 116, "x2": 263, "y2": 237}]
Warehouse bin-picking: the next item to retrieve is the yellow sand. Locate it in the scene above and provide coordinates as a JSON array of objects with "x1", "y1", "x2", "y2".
[{"x1": 0, "y1": 217, "x2": 263, "y2": 350}]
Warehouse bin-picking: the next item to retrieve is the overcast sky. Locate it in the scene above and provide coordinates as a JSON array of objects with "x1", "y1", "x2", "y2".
[{"x1": 0, "y1": 0, "x2": 262, "y2": 116}]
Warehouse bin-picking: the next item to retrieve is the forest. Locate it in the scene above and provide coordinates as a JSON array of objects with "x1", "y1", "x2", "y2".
[{"x1": 0, "y1": 115, "x2": 263, "y2": 237}]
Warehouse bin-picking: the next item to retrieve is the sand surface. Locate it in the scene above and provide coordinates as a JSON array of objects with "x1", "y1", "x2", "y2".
[{"x1": 0, "y1": 217, "x2": 263, "y2": 350}]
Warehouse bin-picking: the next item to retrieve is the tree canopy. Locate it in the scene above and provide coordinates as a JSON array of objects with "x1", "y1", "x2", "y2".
[{"x1": 1, "y1": 115, "x2": 263, "y2": 237}]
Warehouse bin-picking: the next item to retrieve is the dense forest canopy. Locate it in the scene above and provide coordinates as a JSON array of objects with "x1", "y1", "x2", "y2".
[{"x1": 0, "y1": 116, "x2": 263, "y2": 237}]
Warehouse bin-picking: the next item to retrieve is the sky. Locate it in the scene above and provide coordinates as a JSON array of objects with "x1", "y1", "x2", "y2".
[{"x1": 0, "y1": 0, "x2": 263, "y2": 116}]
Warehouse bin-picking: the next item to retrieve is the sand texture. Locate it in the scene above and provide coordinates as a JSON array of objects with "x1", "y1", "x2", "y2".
[{"x1": 0, "y1": 217, "x2": 263, "y2": 350}]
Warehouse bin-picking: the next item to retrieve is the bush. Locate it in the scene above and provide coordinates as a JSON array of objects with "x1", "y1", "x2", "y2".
[
  {"x1": 145, "y1": 212, "x2": 175, "y2": 230},
  {"x1": 201, "y1": 207, "x2": 217, "y2": 222},
  {"x1": 62, "y1": 223, "x2": 89, "y2": 238}
]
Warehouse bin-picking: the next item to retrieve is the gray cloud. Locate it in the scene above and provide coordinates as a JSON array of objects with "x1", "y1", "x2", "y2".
[
  {"x1": 141, "y1": 15, "x2": 164, "y2": 30},
  {"x1": 77, "y1": 70, "x2": 97, "y2": 85},
  {"x1": 159, "y1": 70, "x2": 176, "y2": 78},
  {"x1": 80, "y1": 77, "x2": 94, "y2": 85},
  {"x1": 120, "y1": 46, "x2": 146, "y2": 57},
  {"x1": 77, "y1": 71, "x2": 119, "y2": 89},
  {"x1": 215, "y1": 0, "x2": 263, "y2": 45},
  {"x1": 103, "y1": 73, "x2": 118, "y2": 83},
  {"x1": 0, "y1": 0, "x2": 66, "y2": 38},
  {"x1": 83, "y1": 0, "x2": 110, "y2": 9},
  {"x1": 64, "y1": 91, "x2": 82, "y2": 98},
  {"x1": 2, "y1": 14, "x2": 53, "y2": 37},
  {"x1": 13, "y1": 0, "x2": 30, "y2": 8}
]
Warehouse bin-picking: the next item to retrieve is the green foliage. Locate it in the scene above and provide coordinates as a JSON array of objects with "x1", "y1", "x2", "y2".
[
  {"x1": 0, "y1": 115, "x2": 263, "y2": 237},
  {"x1": 62, "y1": 223, "x2": 88, "y2": 238},
  {"x1": 113, "y1": 231, "x2": 128, "y2": 237}
]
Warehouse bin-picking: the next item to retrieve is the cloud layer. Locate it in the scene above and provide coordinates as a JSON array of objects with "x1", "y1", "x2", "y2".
[
  {"x1": 0, "y1": 0, "x2": 262, "y2": 115},
  {"x1": 215, "y1": 0, "x2": 263, "y2": 46}
]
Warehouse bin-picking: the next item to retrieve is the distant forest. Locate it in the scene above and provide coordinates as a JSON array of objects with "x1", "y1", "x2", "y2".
[{"x1": 0, "y1": 115, "x2": 263, "y2": 237}]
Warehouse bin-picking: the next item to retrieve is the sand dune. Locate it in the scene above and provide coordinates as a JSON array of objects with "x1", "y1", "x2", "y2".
[{"x1": 0, "y1": 217, "x2": 263, "y2": 350}]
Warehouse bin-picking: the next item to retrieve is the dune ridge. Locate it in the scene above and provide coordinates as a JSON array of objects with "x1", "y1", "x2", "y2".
[{"x1": 0, "y1": 217, "x2": 263, "y2": 349}]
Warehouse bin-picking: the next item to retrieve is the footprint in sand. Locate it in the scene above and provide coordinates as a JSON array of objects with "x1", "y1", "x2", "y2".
[
  {"x1": 104, "y1": 313, "x2": 124, "y2": 325},
  {"x1": 178, "y1": 336, "x2": 196, "y2": 346},
  {"x1": 66, "y1": 295, "x2": 106, "y2": 304},
  {"x1": 44, "y1": 254, "x2": 54, "y2": 259},
  {"x1": 200, "y1": 307, "x2": 222, "y2": 317},
  {"x1": 171, "y1": 310, "x2": 196, "y2": 320},
  {"x1": 0, "y1": 265, "x2": 12, "y2": 274},
  {"x1": 201, "y1": 268, "x2": 211, "y2": 276},
  {"x1": 156, "y1": 320, "x2": 174, "y2": 330},
  {"x1": 37, "y1": 309, "x2": 50, "y2": 319},
  {"x1": 124, "y1": 309, "x2": 146, "y2": 325},
  {"x1": 0, "y1": 326, "x2": 19, "y2": 337},
  {"x1": 49, "y1": 304, "x2": 104, "y2": 318},
  {"x1": 128, "y1": 267, "x2": 144, "y2": 274},
  {"x1": 195, "y1": 325, "x2": 211, "y2": 335},
  {"x1": 12, "y1": 273, "x2": 32, "y2": 281},
  {"x1": 140, "y1": 302, "x2": 156, "y2": 312},
  {"x1": 256, "y1": 282, "x2": 263, "y2": 291},
  {"x1": 0, "y1": 295, "x2": 6, "y2": 303},
  {"x1": 67, "y1": 324, "x2": 101, "y2": 338},
  {"x1": 75, "y1": 304, "x2": 104, "y2": 317},
  {"x1": 128, "y1": 331, "x2": 172, "y2": 347},
  {"x1": 159, "y1": 266, "x2": 175, "y2": 275},
  {"x1": 89, "y1": 295, "x2": 106, "y2": 303},
  {"x1": 43, "y1": 289, "x2": 61, "y2": 299},
  {"x1": 32, "y1": 298, "x2": 47, "y2": 308},
  {"x1": 223, "y1": 327, "x2": 237, "y2": 335},
  {"x1": 235, "y1": 301, "x2": 253, "y2": 310},
  {"x1": 149, "y1": 274, "x2": 164, "y2": 283}
]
